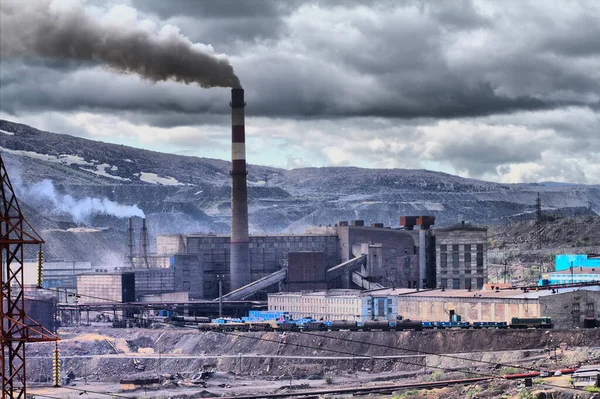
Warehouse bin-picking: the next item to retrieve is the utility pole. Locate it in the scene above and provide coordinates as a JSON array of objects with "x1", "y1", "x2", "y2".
[
  {"x1": 570, "y1": 261, "x2": 574, "y2": 284},
  {"x1": 535, "y1": 192, "x2": 543, "y2": 223},
  {"x1": 218, "y1": 275, "x2": 224, "y2": 318},
  {"x1": 0, "y1": 154, "x2": 59, "y2": 398}
]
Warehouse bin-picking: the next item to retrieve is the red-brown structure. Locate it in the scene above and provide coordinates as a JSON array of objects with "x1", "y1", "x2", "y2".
[{"x1": 0, "y1": 154, "x2": 59, "y2": 398}]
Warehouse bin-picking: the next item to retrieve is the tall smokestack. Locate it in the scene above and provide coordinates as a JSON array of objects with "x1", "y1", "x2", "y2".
[{"x1": 230, "y1": 88, "x2": 250, "y2": 290}]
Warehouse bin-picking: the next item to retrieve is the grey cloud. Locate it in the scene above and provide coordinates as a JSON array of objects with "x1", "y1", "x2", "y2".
[{"x1": 0, "y1": 0, "x2": 240, "y2": 88}]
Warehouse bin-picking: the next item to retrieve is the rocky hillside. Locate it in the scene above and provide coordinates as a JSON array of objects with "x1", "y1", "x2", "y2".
[
  {"x1": 490, "y1": 215, "x2": 600, "y2": 256},
  {"x1": 2, "y1": 118, "x2": 599, "y2": 265}
]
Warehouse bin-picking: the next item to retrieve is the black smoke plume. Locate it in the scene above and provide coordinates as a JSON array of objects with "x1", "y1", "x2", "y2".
[{"x1": 0, "y1": 0, "x2": 240, "y2": 88}]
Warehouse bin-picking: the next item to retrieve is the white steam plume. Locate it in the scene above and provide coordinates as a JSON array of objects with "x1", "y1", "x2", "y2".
[
  {"x1": 23, "y1": 179, "x2": 144, "y2": 223},
  {"x1": 0, "y1": 0, "x2": 240, "y2": 88}
]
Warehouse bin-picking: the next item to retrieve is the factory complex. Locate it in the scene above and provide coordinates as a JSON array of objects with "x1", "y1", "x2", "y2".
[{"x1": 23, "y1": 89, "x2": 600, "y2": 333}]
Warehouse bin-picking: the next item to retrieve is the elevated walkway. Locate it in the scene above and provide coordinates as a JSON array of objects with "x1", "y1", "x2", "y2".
[{"x1": 215, "y1": 268, "x2": 287, "y2": 301}]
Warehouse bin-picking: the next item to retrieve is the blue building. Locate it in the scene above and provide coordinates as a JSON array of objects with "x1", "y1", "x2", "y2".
[
  {"x1": 555, "y1": 254, "x2": 600, "y2": 271},
  {"x1": 541, "y1": 271, "x2": 600, "y2": 285}
]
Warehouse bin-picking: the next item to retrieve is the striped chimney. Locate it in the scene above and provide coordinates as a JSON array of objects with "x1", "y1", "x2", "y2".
[{"x1": 229, "y1": 88, "x2": 250, "y2": 291}]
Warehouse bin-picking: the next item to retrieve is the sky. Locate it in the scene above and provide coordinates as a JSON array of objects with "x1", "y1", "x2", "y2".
[{"x1": 1, "y1": 0, "x2": 599, "y2": 184}]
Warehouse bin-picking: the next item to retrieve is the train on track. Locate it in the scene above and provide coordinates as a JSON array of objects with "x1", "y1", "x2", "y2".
[{"x1": 171, "y1": 312, "x2": 553, "y2": 332}]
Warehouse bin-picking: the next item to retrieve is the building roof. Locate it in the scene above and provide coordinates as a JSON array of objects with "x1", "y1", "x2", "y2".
[
  {"x1": 434, "y1": 222, "x2": 487, "y2": 232},
  {"x1": 269, "y1": 289, "x2": 362, "y2": 297},
  {"x1": 269, "y1": 285, "x2": 600, "y2": 300},
  {"x1": 185, "y1": 233, "x2": 337, "y2": 238}
]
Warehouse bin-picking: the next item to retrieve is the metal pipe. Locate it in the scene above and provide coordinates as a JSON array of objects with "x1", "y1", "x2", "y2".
[
  {"x1": 218, "y1": 275, "x2": 223, "y2": 317},
  {"x1": 229, "y1": 88, "x2": 250, "y2": 291}
]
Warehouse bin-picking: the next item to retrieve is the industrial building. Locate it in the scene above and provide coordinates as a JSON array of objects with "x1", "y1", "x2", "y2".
[
  {"x1": 434, "y1": 222, "x2": 488, "y2": 290},
  {"x1": 542, "y1": 270, "x2": 600, "y2": 285},
  {"x1": 75, "y1": 268, "x2": 176, "y2": 303},
  {"x1": 153, "y1": 218, "x2": 487, "y2": 300},
  {"x1": 24, "y1": 259, "x2": 93, "y2": 289},
  {"x1": 268, "y1": 286, "x2": 600, "y2": 328},
  {"x1": 555, "y1": 254, "x2": 600, "y2": 271},
  {"x1": 76, "y1": 272, "x2": 136, "y2": 303},
  {"x1": 74, "y1": 90, "x2": 489, "y2": 304}
]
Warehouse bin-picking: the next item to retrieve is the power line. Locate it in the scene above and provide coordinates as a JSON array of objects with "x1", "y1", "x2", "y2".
[
  {"x1": 295, "y1": 330, "x2": 555, "y2": 375},
  {"x1": 216, "y1": 330, "x2": 590, "y2": 394},
  {"x1": 215, "y1": 330, "x2": 477, "y2": 376}
]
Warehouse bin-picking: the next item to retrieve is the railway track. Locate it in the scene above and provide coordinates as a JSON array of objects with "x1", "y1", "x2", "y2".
[{"x1": 208, "y1": 377, "x2": 494, "y2": 399}]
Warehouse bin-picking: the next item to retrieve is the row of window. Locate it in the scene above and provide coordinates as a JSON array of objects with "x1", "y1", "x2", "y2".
[
  {"x1": 269, "y1": 296, "x2": 359, "y2": 305},
  {"x1": 440, "y1": 244, "x2": 484, "y2": 252},
  {"x1": 439, "y1": 268, "x2": 485, "y2": 276},
  {"x1": 440, "y1": 252, "x2": 484, "y2": 268},
  {"x1": 572, "y1": 302, "x2": 595, "y2": 315},
  {"x1": 270, "y1": 305, "x2": 358, "y2": 315}
]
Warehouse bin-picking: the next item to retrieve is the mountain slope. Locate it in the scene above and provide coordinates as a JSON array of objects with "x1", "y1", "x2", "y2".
[{"x1": 1, "y1": 119, "x2": 599, "y2": 265}]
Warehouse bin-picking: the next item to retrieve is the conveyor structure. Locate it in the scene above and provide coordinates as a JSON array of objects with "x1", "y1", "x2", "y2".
[{"x1": 215, "y1": 268, "x2": 287, "y2": 301}]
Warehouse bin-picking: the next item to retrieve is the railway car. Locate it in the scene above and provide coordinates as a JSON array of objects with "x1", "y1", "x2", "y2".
[
  {"x1": 360, "y1": 320, "x2": 392, "y2": 331},
  {"x1": 509, "y1": 317, "x2": 553, "y2": 329},
  {"x1": 393, "y1": 320, "x2": 424, "y2": 331},
  {"x1": 472, "y1": 321, "x2": 508, "y2": 329},
  {"x1": 170, "y1": 316, "x2": 211, "y2": 324}
]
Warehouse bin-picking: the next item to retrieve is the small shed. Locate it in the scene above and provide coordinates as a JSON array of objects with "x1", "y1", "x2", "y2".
[{"x1": 572, "y1": 365, "x2": 600, "y2": 387}]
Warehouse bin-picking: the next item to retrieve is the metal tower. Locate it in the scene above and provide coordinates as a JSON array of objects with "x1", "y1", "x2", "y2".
[
  {"x1": 140, "y1": 218, "x2": 150, "y2": 268},
  {"x1": 127, "y1": 217, "x2": 136, "y2": 268},
  {"x1": 0, "y1": 154, "x2": 59, "y2": 398}
]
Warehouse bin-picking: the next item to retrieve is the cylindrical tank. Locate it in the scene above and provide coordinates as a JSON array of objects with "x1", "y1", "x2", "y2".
[
  {"x1": 363, "y1": 320, "x2": 391, "y2": 330},
  {"x1": 395, "y1": 320, "x2": 423, "y2": 331},
  {"x1": 330, "y1": 320, "x2": 357, "y2": 330}
]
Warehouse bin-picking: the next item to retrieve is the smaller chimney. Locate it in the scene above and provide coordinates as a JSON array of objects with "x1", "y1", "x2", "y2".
[
  {"x1": 127, "y1": 217, "x2": 135, "y2": 268},
  {"x1": 140, "y1": 218, "x2": 150, "y2": 268}
]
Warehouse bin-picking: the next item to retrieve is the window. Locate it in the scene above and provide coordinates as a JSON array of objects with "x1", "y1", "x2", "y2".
[
  {"x1": 476, "y1": 278, "x2": 484, "y2": 289},
  {"x1": 572, "y1": 303, "x2": 580, "y2": 314},
  {"x1": 452, "y1": 244, "x2": 459, "y2": 251},
  {"x1": 452, "y1": 278, "x2": 460, "y2": 289},
  {"x1": 477, "y1": 244, "x2": 483, "y2": 251},
  {"x1": 183, "y1": 281, "x2": 191, "y2": 290},
  {"x1": 440, "y1": 244, "x2": 447, "y2": 252},
  {"x1": 464, "y1": 252, "x2": 471, "y2": 265},
  {"x1": 465, "y1": 278, "x2": 472, "y2": 289},
  {"x1": 476, "y1": 252, "x2": 484, "y2": 267},
  {"x1": 403, "y1": 256, "x2": 411, "y2": 274},
  {"x1": 441, "y1": 278, "x2": 447, "y2": 288},
  {"x1": 440, "y1": 253, "x2": 447, "y2": 268},
  {"x1": 586, "y1": 302, "x2": 594, "y2": 316},
  {"x1": 452, "y1": 252, "x2": 459, "y2": 268}
]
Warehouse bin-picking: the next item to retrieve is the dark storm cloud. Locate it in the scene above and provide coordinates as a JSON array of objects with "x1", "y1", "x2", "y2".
[
  {"x1": 0, "y1": 0, "x2": 240, "y2": 88},
  {"x1": 0, "y1": 0, "x2": 599, "y2": 123}
]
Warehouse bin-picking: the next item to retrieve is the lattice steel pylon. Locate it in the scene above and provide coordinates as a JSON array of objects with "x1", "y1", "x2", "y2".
[{"x1": 0, "y1": 154, "x2": 59, "y2": 398}]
